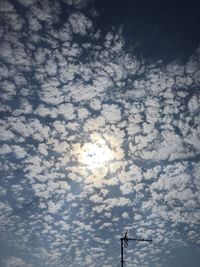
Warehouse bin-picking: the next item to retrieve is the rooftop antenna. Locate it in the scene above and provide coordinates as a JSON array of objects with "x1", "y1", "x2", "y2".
[{"x1": 120, "y1": 231, "x2": 152, "y2": 267}]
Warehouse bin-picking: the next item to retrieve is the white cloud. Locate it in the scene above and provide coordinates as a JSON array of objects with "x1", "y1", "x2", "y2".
[
  {"x1": 12, "y1": 145, "x2": 27, "y2": 159},
  {"x1": 64, "y1": 0, "x2": 94, "y2": 9},
  {"x1": 69, "y1": 12, "x2": 93, "y2": 36},
  {"x1": 83, "y1": 116, "x2": 105, "y2": 132},
  {"x1": 122, "y1": 212, "x2": 129, "y2": 219},
  {"x1": 48, "y1": 200, "x2": 63, "y2": 214},
  {"x1": 0, "y1": 144, "x2": 12, "y2": 155},
  {"x1": 105, "y1": 197, "x2": 131, "y2": 210},
  {"x1": 3, "y1": 257, "x2": 32, "y2": 267},
  {"x1": 101, "y1": 104, "x2": 121, "y2": 123},
  {"x1": 188, "y1": 95, "x2": 200, "y2": 112},
  {"x1": 90, "y1": 98, "x2": 102, "y2": 110},
  {"x1": 40, "y1": 83, "x2": 64, "y2": 105}
]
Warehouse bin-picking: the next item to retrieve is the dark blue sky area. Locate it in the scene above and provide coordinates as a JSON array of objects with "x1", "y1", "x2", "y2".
[{"x1": 94, "y1": 0, "x2": 200, "y2": 62}]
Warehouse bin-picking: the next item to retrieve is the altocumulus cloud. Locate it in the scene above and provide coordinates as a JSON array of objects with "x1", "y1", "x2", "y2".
[{"x1": 0, "y1": 0, "x2": 200, "y2": 267}]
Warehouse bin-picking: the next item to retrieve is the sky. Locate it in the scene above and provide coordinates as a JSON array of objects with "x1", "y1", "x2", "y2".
[{"x1": 0, "y1": 0, "x2": 200, "y2": 266}]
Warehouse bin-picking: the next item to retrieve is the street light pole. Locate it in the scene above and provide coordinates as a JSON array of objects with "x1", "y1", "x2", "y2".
[{"x1": 120, "y1": 232, "x2": 152, "y2": 267}]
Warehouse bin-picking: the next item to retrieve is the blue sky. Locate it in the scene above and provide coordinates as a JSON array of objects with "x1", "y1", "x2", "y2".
[{"x1": 0, "y1": 0, "x2": 200, "y2": 266}]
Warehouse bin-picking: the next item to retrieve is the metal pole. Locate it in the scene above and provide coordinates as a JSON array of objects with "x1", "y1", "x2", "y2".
[{"x1": 120, "y1": 238, "x2": 124, "y2": 267}]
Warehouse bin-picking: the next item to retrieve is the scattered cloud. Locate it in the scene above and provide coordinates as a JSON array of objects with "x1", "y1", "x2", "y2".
[{"x1": 0, "y1": 0, "x2": 200, "y2": 267}]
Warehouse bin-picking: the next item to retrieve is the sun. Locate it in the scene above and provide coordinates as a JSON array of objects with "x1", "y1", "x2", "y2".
[{"x1": 80, "y1": 143, "x2": 113, "y2": 168}]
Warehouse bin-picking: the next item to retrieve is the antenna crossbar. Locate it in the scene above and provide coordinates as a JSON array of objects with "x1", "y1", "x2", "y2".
[{"x1": 120, "y1": 232, "x2": 152, "y2": 267}]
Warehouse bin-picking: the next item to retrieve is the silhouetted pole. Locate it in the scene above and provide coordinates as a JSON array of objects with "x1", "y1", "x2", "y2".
[
  {"x1": 120, "y1": 232, "x2": 152, "y2": 267},
  {"x1": 120, "y1": 238, "x2": 124, "y2": 267}
]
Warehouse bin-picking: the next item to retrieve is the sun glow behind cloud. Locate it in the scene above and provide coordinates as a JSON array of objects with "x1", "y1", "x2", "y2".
[{"x1": 80, "y1": 143, "x2": 113, "y2": 169}]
